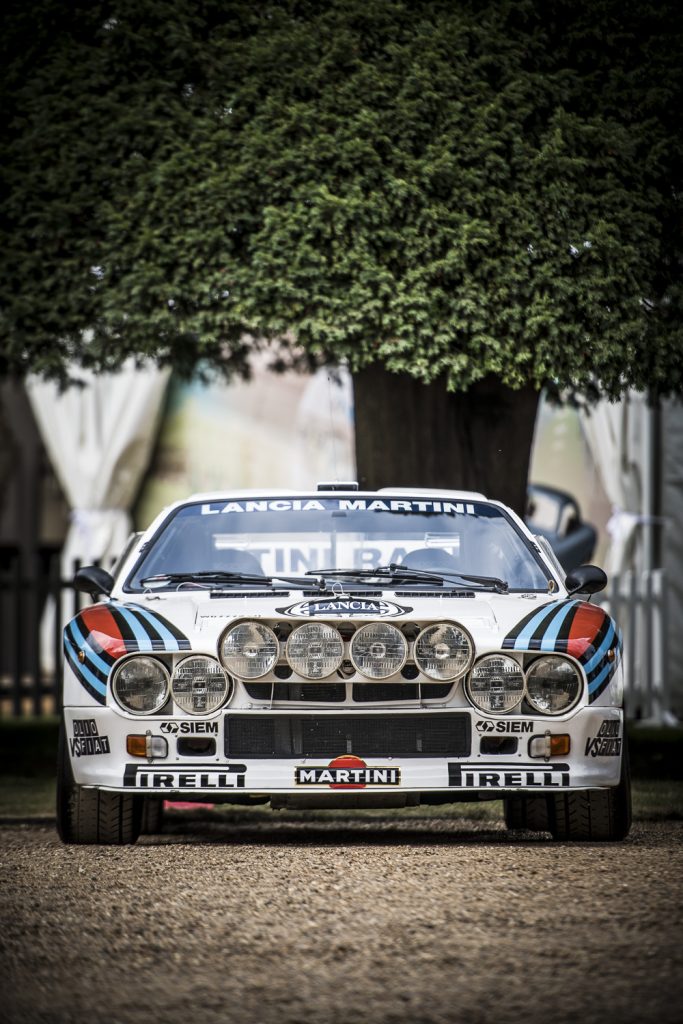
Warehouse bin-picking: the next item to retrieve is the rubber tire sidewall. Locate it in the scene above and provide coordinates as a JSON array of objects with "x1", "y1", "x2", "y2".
[
  {"x1": 56, "y1": 717, "x2": 142, "y2": 845},
  {"x1": 549, "y1": 735, "x2": 632, "y2": 842},
  {"x1": 56, "y1": 718, "x2": 75, "y2": 843}
]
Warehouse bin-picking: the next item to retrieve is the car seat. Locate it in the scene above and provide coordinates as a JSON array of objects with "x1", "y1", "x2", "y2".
[
  {"x1": 213, "y1": 547, "x2": 265, "y2": 576},
  {"x1": 400, "y1": 548, "x2": 461, "y2": 573}
]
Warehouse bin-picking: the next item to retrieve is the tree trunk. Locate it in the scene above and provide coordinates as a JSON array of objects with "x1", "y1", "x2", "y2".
[{"x1": 352, "y1": 367, "x2": 540, "y2": 518}]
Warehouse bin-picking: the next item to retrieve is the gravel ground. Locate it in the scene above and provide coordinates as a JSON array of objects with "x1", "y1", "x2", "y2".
[{"x1": 1, "y1": 813, "x2": 682, "y2": 1024}]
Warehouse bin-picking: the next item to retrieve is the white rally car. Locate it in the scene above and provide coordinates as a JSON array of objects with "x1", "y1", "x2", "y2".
[{"x1": 57, "y1": 485, "x2": 631, "y2": 844}]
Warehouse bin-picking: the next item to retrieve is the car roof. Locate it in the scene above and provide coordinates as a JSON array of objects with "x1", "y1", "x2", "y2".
[{"x1": 165, "y1": 487, "x2": 488, "y2": 505}]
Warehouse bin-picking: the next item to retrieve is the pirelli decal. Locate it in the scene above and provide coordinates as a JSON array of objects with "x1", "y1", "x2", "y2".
[
  {"x1": 503, "y1": 599, "x2": 622, "y2": 702},
  {"x1": 123, "y1": 764, "x2": 246, "y2": 790},
  {"x1": 449, "y1": 762, "x2": 571, "y2": 789}
]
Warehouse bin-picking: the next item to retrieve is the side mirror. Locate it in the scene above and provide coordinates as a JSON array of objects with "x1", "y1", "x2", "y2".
[
  {"x1": 74, "y1": 565, "x2": 114, "y2": 599},
  {"x1": 564, "y1": 564, "x2": 607, "y2": 596}
]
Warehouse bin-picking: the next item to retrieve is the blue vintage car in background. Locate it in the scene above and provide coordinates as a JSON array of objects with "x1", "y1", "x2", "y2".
[{"x1": 526, "y1": 484, "x2": 598, "y2": 571}]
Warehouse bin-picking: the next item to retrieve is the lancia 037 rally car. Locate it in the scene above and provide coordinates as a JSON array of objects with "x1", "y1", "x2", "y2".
[{"x1": 57, "y1": 485, "x2": 631, "y2": 844}]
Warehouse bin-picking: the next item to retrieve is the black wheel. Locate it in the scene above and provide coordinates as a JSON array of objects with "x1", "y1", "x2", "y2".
[
  {"x1": 56, "y1": 719, "x2": 75, "y2": 843},
  {"x1": 140, "y1": 797, "x2": 164, "y2": 835},
  {"x1": 504, "y1": 795, "x2": 551, "y2": 832},
  {"x1": 549, "y1": 738, "x2": 632, "y2": 842},
  {"x1": 56, "y1": 720, "x2": 142, "y2": 845}
]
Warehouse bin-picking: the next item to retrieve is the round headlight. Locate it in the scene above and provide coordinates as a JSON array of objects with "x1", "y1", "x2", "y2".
[
  {"x1": 171, "y1": 656, "x2": 231, "y2": 714},
  {"x1": 526, "y1": 656, "x2": 581, "y2": 714},
  {"x1": 414, "y1": 623, "x2": 473, "y2": 680},
  {"x1": 466, "y1": 655, "x2": 525, "y2": 713},
  {"x1": 286, "y1": 623, "x2": 344, "y2": 679},
  {"x1": 220, "y1": 621, "x2": 279, "y2": 679},
  {"x1": 112, "y1": 656, "x2": 169, "y2": 715},
  {"x1": 350, "y1": 623, "x2": 407, "y2": 679}
]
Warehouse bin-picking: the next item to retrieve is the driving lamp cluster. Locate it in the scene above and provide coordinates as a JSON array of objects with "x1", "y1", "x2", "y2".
[
  {"x1": 110, "y1": 632, "x2": 580, "y2": 716},
  {"x1": 465, "y1": 654, "x2": 581, "y2": 716},
  {"x1": 219, "y1": 620, "x2": 474, "y2": 682},
  {"x1": 112, "y1": 654, "x2": 231, "y2": 715}
]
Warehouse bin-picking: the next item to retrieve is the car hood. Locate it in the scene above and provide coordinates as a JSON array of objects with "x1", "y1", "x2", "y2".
[{"x1": 90, "y1": 590, "x2": 560, "y2": 657}]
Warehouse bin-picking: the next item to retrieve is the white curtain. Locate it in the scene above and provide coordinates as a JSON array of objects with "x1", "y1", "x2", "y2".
[
  {"x1": 26, "y1": 360, "x2": 170, "y2": 668},
  {"x1": 581, "y1": 391, "x2": 677, "y2": 722},
  {"x1": 28, "y1": 360, "x2": 169, "y2": 570},
  {"x1": 579, "y1": 392, "x2": 646, "y2": 575}
]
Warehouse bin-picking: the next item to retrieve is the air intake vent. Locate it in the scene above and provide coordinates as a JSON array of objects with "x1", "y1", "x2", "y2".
[
  {"x1": 225, "y1": 713, "x2": 470, "y2": 758},
  {"x1": 352, "y1": 683, "x2": 452, "y2": 702},
  {"x1": 393, "y1": 590, "x2": 476, "y2": 598},
  {"x1": 243, "y1": 682, "x2": 345, "y2": 702}
]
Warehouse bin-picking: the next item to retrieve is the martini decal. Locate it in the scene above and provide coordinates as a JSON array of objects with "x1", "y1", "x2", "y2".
[{"x1": 294, "y1": 754, "x2": 401, "y2": 787}]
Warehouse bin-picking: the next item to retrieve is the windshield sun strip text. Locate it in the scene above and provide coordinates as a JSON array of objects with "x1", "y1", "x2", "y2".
[{"x1": 199, "y1": 498, "x2": 477, "y2": 515}]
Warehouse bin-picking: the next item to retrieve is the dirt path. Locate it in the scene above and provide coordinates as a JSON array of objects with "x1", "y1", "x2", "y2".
[{"x1": 2, "y1": 815, "x2": 682, "y2": 1024}]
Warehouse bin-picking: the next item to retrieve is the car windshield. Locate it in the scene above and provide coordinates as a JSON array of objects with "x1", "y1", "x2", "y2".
[{"x1": 125, "y1": 496, "x2": 552, "y2": 592}]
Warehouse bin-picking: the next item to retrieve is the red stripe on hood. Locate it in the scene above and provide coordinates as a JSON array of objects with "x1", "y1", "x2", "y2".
[
  {"x1": 79, "y1": 604, "x2": 127, "y2": 658},
  {"x1": 567, "y1": 602, "x2": 608, "y2": 659}
]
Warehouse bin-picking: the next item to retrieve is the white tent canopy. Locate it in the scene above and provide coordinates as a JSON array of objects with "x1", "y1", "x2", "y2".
[
  {"x1": 579, "y1": 391, "x2": 648, "y2": 576},
  {"x1": 580, "y1": 390, "x2": 676, "y2": 722},
  {"x1": 27, "y1": 361, "x2": 169, "y2": 671},
  {"x1": 27, "y1": 360, "x2": 169, "y2": 573}
]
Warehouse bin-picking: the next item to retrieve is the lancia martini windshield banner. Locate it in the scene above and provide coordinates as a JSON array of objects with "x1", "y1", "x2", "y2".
[{"x1": 199, "y1": 497, "x2": 479, "y2": 516}]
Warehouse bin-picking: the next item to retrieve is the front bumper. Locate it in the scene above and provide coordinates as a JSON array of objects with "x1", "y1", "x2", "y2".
[{"x1": 63, "y1": 705, "x2": 624, "y2": 795}]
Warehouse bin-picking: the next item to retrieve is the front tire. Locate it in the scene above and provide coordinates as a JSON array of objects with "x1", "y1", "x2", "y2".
[
  {"x1": 548, "y1": 738, "x2": 632, "y2": 842},
  {"x1": 503, "y1": 795, "x2": 551, "y2": 832},
  {"x1": 140, "y1": 797, "x2": 164, "y2": 835},
  {"x1": 56, "y1": 720, "x2": 142, "y2": 845}
]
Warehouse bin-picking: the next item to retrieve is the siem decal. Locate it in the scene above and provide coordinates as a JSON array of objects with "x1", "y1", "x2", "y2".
[
  {"x1": 123, "y1": 764, "x2": 246, "y2": 789},
  {"x1": 279, "y1": 598, "x2": 410, "y2": 618},
  {"x1": 63, "y1": 603, "x2": 191, "y2": 704},
  {"x1": 70, "y1": 719, "x2": 110, "y2": 757},
  {"x1": 476, "y1": 720, "x2": 534, "y2": 734},
  {"x1": 449, "y1": 763, "x2": 570, "y2": 788},
  {"x1": 160, "y1": 721, "x2": 219, "y2": 735},
  {"x1": 295, "y1": 754, "x2": 401, "y2": 788},
  {"x1": 585, "y1": 719, "x2": 622, "y2": 757},
  {"x1": 503, "y1": 600, "x2": 622, "y2": 703}
]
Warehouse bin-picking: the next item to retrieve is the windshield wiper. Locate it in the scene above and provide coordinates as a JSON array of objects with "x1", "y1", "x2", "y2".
[
  {"x1": 442, "y1": 570, "x2": 509, "y2": 593},
  {"x1": 140, "y1": 571, "x2": 327, "y2": 590},
  {"x1": 308, "y1": 563, "x2": 509, "y2": 593},
  {"x1": 309, "y1": 565, "x2": 444, "y2": 585}
]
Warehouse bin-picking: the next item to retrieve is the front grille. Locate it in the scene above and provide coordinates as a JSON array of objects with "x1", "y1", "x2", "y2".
[
  {"x1": 243, "y1": 680, "x2": 452, "y2": 703},
  {"x1": 352, "y1": 683, "x2": 452, "y2": 702},
  {"x1": 244, "y1": 682, "x2": 346, "y2": 702},
  {"x1": 225, "y1": 713, "x2": 471, "y2": 758}
]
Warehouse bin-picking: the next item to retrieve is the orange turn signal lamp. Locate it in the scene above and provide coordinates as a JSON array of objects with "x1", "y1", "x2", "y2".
[
  {"x1": 528, "y1": 733, "x2": 571, "y2": 759},
  {"x1": 127, "y1": 734, "x2": 168, "y2": 759}
]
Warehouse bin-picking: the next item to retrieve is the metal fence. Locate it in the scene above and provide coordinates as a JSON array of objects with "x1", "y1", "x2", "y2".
[
  {"x1": 596, "y1": 568, "x2": 672, "y2": 724},
  {"x1": 0, "y1": 553, "x2": 672, "y2": 721},
  {"x1": 0, "y1": 550, "x2": 85, "y2": 718}
]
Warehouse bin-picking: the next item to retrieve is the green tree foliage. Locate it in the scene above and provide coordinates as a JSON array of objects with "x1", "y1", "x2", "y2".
[{"x1": 1, "y1": 0, "x2": 681, "y2": 395}]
